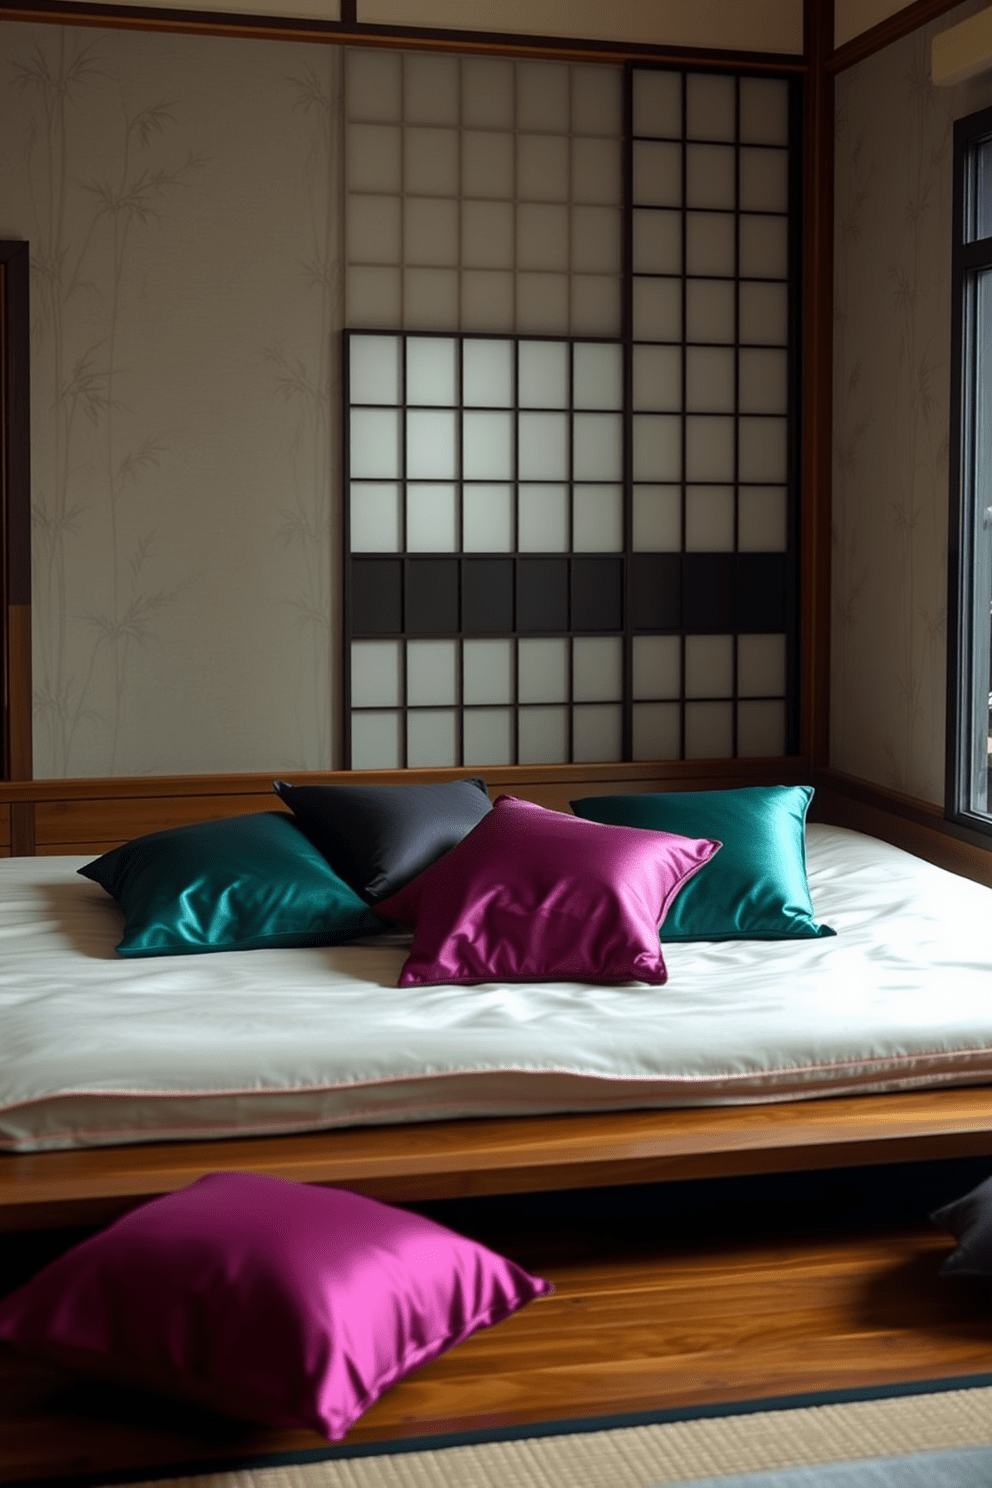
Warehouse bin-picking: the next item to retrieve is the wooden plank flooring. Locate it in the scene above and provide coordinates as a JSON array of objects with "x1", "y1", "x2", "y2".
[{"x1": 3, "y1": 1191, "x2": 992, "y2": 1485}]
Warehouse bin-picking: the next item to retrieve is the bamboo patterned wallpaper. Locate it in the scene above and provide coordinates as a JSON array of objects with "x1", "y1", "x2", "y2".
[
  {"x1": 0, "y1": 23, "x2": 344, "y2": 776},
  {"x1": 832, "y1": 0, "x2": 992, "y2": 806}
]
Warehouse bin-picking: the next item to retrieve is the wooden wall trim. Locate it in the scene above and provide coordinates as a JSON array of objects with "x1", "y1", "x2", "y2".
[
  {"x1": 0, "y1": 243, "x2": 32, "y2": 787},
  {"x1": 830, "y1": 0, "x2": 964, "y2": 73},
  {"x1": 813, "y1": 765, "x2": 992, "y2": 886},
  {"x1": 0, "y1": 2, "x2": 809, "y2": 66},
  {"x1": 800, "y1": 0, "x2": 833, "y2": 771}
]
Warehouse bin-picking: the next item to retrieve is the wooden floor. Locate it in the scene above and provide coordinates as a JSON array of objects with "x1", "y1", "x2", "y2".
[{"x1": 4, "y1": 1165, "x2": 992, "y2": 1485}]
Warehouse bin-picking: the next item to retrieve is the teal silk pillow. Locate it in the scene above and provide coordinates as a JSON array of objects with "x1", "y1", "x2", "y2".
[
  {"x1": 570, "y1": 786, "x2": 834, "y2": 942},
  {"x1": 79, "y1": 812, "x2": 383, "y2": 957}
]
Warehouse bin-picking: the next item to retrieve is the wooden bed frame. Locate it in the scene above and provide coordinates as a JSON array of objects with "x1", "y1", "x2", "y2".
[{"x1": 2, "y1": 760, "x2": 992, "y2": 1481}]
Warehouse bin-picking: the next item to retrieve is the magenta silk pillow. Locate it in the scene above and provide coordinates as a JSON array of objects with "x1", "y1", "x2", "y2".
[
  {"x1": 374, "y1": 794, "x2": 721, "y2": 987},
  {"x1": 0, "y1": 1172, "x2": 552, "y2": 1441}
]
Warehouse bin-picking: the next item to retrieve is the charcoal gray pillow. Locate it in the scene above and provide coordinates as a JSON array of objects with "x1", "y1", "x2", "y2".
[
  {"x1": 273, "y1": 778, "x2": 491, "y2": 906},
  {"x1": 931, "y1": 1175, "x2": 992, "y2": 1276}
]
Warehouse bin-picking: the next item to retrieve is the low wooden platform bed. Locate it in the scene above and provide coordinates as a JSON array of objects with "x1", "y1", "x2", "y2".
[{"x1": 2, "y1": 762, "x2": 992, "y2": 1484}]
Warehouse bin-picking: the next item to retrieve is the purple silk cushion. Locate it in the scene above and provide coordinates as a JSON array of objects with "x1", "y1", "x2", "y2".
[
  {"x1": 374, "y1": 794, "x2": 721, "y2": 987},
  {"x1": 0, "y1": 1172, "x2": 552, "y2": 1441}
]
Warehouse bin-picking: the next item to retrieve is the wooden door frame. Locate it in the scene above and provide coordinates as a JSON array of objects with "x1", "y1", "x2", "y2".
[{"x1": 1, "y1": 240, "x2": 32, "y2": 800}]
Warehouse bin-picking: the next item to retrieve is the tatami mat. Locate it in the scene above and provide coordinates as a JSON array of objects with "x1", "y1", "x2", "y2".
[{"x1": 125, "y1": 1386, "x2": 992, "y2": 1488}]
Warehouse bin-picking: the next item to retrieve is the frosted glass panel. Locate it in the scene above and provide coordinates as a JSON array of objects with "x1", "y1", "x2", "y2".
[
  {"x1": 347, "y1": 124, "x2": 401, "y2": 193},
  {"x1": 404, "y1": 198, "x2": 458, "y2": 267},
  {"x1": 519, "y1": 412, "x2": 569, "y2": 479},
  {"x1": 462, "y1": 272, "x2": 514, "y2": 333},
  {"x1": 462, "y1": 131, "x2": 514, "y2": 198},
  {"x1": 686, "y1": 212, "x2": 735, "y2": 277},
  {"x1": 463, "y1": 411, "x2": 513, "y2": 479},
  {"x1": 518, "y1": 484, "x2": 569, "y2": 551},
  {"x1": 345, "y1": 336, "x2": 398, "y2": 407},
  {"x1": 464, "y1": 639, "x2": 514, "y2": 704},
  {"x1": 351, "y1": 640, "x2": 401, "y2": 708},
  {"x1": 685, "y1": 486, "x2": 735, "y2": 551},
  {"x1": 347, "y1": 267, "x2": 402, "y2": 329},
  {"x1": 463, "y1": 708, "x2": 514, "y2": 767},
  {"x1": 571, "y1": 276, "x2": 621, "y2": 338},
  {"x1": 740, "y1": 77, "x2": 789, "y2": 146},
  {"x1": 686, "y1": 346, "x2": 735, "y2": 412},
  {"x1": 574, "y1": 485, "x2": 623, "y2": 552},
  {"x1": 407, "y1": 410, "x2": 458, "y2": 479},
  {"x1": 633, "y1": 415, "x2": 681, "y2": 482},
  {"x1": 408, "y1": 709, "x2": 458, "y2": 768},
  {"x1": 518, "y1": 706, "x2": 569, "y2": 764},
  {"x1": 572, "y1": 64, "x2": 622, "y2": 137},
  {"x1": 463, "y1": 339, "x2": 514, "y2": 406},
  {"x1": 739, "y1": 349, "x2": 788, "y2": 415},
  {"x1": 463, "y1": 484, "x2": 513, "y2": 551},
  {"x1": 350, "y1": 482, "x2": 401, "y2": 552},
  {"x1": 740, "y1": 282, "x2": 788, "y2": 344},
  {"x1": 348, "y1": 196, "x2": 402, "y2": 265},
  {"x1": 574, "y1": 414, "x2": 622, "y2": 480},
  {"x1": 574, "y1": 636, "x2": 622, "y2": 701},
  {"x1": 633, "y1": 141, "x2": 682, "y2": 207},
  {"x1": 518, "y1": 61, "x2": 569, "y2": 130},
  {"x1": 632, "y1": 210, "x2": 681, "y2": 275},
  {"x1": 685, "y1": 701, "x2": 733, "y2": 759},
  {"x1": 519, "y1": 638, "x2": 568, "y2": 702},
  {"x1": 404, "y1": 269, "x2": 459, "y2": 332},
  {"x1": 519, "y1": 342, "x2": 569, "y2": 408},
  {"x1": 738, "y1": 417, "x2": 788, "y2": 483},
  {"x1": 407, "y1": 337, "x2": 457, "y2": 406},
  {"x1": 737, "y1": 700, "x2": 786, "y2": 758},
  {"x1": 462, "y1": 201, "x2": 514, "y2": 271},
  {"x1": 347, "y1": 49, "x2": 401, "y2": 124},
  {"x1": 687, "y1": 73, "x2": 736, "y2": 142},
  {"x1": 518, "y1": 203, "x2": 570, "y2": 272},
  {"x1": 462, "y1": 56, "x2": 514, "y2": 130},
  {"x1": 740, "y1": 215, "x2": 789, "y2": 279},
  {"x1": 738, "y1": 487, "x2": 787, "y2": 551},
  {"x1": 633, "y1": 485, "x2": 681, "y2": 551},
  {"x1": 740, "y1": 148, "x2": 789, "y2": 213},
  {"x1": 632, "y1": 279, "x2": 682, "y2": 341},
  {"x1": 633, "y1": 636, "x2": 680, "y2": 699},
  {"x1": 407, "y1": 639, "x2": 457, "y2": 705},
  {"x1": 517, "y1": 274, "x2": 570, "y2": 335},
  {"x1": 633, "y1": 345, "x2": 681, "y2": 411},
  {"x1": 633, "y1": 69, "x2": 681, "y2": 139},
  {"x1": 407, "y1": 483, "x2": 458, "y2": 551},
  {"x1": 351, "y1": 408, "x2": 401, "y2": 478},
  {"x1": 686, "y1": 145, "x2": 735, "y2": 211},
  {"x1": 573, "y1": 705, "x2": 622, "y2": 763},
  {"x1": 686, "y1": 280, "x2": 736, "y2": 343},
  {"x1": 633, "y1": 702, "x2": 681, "y2": 761},
  {"x1": 685, "y1": 416, "x2": 735, "y2": 483},
  {"x1": 685, "y1": 634, "x2": 733, "y2": 697},
  {"x1": 405, "y1": 127, "x2": 459, "y2": 196},
  {"x1": 518, "y1": 134, "x2": 569, "y2": 201},
  {"x1": 574, "y1": 343, "x2": 623, "y2": 410},
  {"x1": 352, "y1": 711, "x2": 402, "y2": 770},
  {"x1": 738, "y1": 634, "x2": 786, "y2": 697}
]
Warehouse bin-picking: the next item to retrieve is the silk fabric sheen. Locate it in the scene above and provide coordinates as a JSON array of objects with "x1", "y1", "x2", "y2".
[
  {"x1": 78, "y1": 812, "x2": 381, "y2": 956},
  {"x1": 0, "y1": 1172, "x2": 552, "y2": 1439},
  {"x1": 571, "y1": 785, "x2": 833, "y2": 941},
  {"x1": 374, "y1": 795, "x2": 721, "y2": 986}
]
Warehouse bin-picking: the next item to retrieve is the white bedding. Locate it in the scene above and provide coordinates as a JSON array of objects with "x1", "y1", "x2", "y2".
[{"x1": 2, "y1": 824, "x2": 991, "y2": 1153}]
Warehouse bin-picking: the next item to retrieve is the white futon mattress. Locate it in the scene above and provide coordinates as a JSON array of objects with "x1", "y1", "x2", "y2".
[{"x1": 2, "y1": 824, "x2": 991, "y2": 1152}]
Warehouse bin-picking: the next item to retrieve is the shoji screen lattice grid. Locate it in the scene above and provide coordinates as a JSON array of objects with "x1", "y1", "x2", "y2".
[{"x1": 344, "y1": 63, "x2": 799, "y2": 770}]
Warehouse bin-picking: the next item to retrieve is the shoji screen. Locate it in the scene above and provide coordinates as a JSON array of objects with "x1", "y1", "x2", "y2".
[{"x1": 344, "y1": 57, "x2": 799, "y2": 770}]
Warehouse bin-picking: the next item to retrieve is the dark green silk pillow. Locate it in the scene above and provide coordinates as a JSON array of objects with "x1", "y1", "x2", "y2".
[
  {"x1": 570, "y1": 785, "x2": 834, "y2": 942},
  {"x1": 79, "y1": 812, "x2": 383, "y2": 957}
]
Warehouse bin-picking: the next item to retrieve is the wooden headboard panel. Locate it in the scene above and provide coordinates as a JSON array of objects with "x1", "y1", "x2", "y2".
[{"x1": 0, "y1": 758, "x2": 806, "y2": 858}]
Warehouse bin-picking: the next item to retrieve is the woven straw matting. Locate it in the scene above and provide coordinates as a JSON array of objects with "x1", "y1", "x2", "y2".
[{"x1": 127, "y1": 1387, "x2": 992, "y2": 1488}]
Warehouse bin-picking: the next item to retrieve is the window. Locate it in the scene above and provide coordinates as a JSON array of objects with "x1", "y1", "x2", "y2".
[{"x1": 949, "y1": 107, "x2": 992, "y2": 835}]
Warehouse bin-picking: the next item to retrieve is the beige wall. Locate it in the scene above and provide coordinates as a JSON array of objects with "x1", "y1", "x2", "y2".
[
  {"x1": 0, "y1": 22, "x2": 344, "y2": 778},
  {"x1": 831, "y1": 0, "x2": 992, "y2": 804}
]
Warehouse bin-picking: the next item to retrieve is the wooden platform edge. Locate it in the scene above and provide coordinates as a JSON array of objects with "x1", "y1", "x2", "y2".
[{"x1": 4, "y1": 1087, "x2": 992, "y2": 1230}]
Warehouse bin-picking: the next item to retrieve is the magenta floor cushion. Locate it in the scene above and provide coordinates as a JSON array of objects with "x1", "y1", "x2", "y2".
[{"x1": 0, "y1": 1171, "x2": 553, "y2": 1440}]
